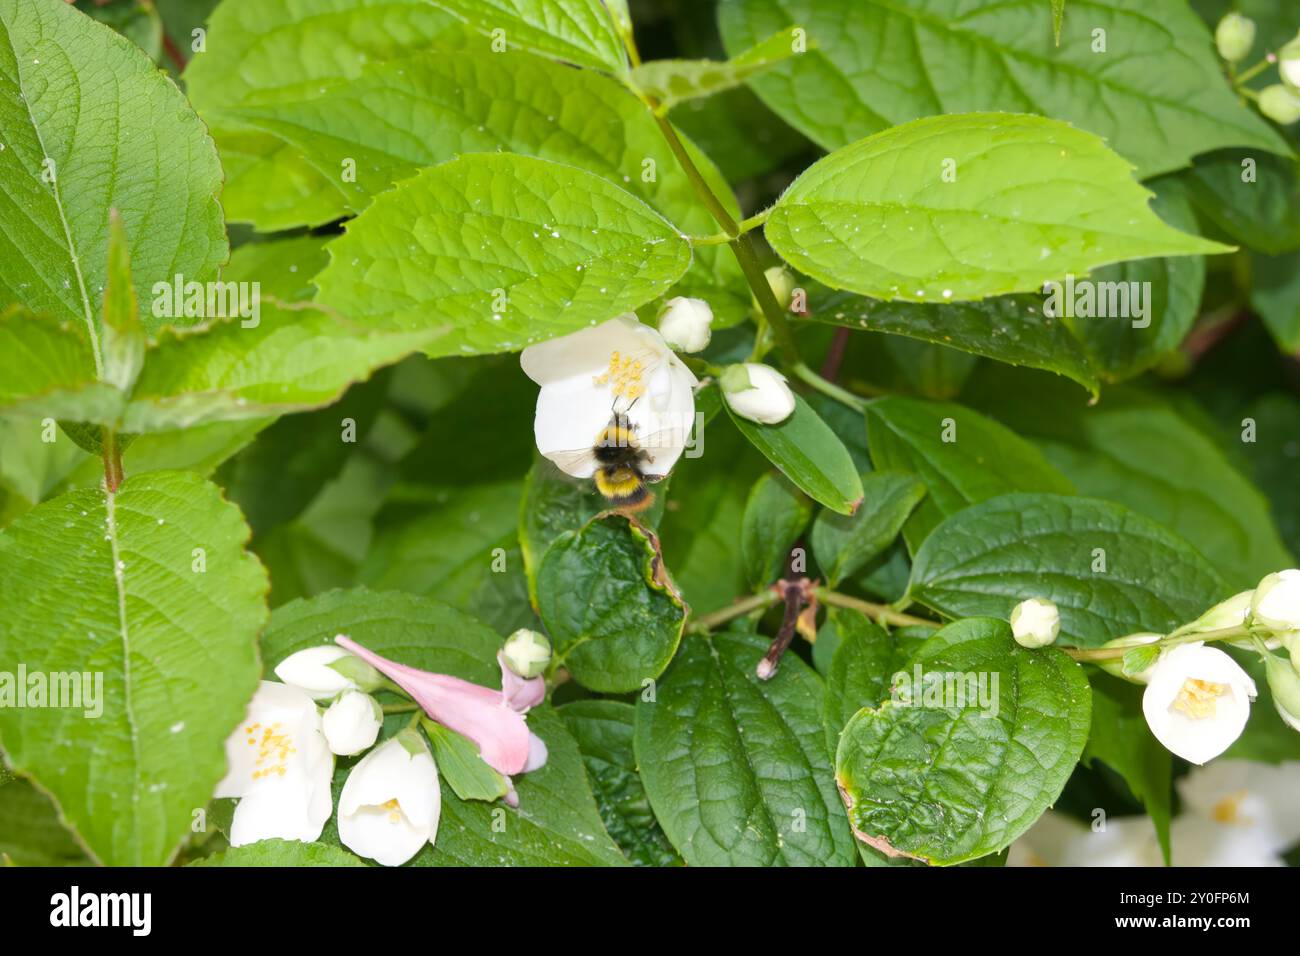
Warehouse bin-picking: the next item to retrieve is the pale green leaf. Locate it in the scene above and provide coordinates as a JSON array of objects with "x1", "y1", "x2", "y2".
[
  {"x1": 0, "y1": 309, "x2": 117, "y2": 423},
  {"x1": 740, "y1": 471, "x2": 813, "y2": 590},
  {"x1": 766, "y1": 113, "x2": 1228, "y2": 303},
  {"x1": 190, "y1": 839, "x2": 367, "y2": 867},
  {"x1": 315, "y1": 153, "x2": 693, "y2": 357},
  {"x1": 0, "y1": 471, "x2": 267, "y2": 865},
  {"x1": 631, "y1": 27, "x2": 807, "y2": 109},
  {"x1": 719, "y1": 0, "x2": 1287, "y2": 178},
  {"x1": 429, "y1": 0, "x2": 627, "y2": 72},
  {"x1": 0, "y1": 0, "x2": 226, "y2": 342}
]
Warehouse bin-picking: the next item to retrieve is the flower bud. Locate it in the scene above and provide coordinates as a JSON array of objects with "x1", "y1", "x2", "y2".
[
  {"x1": 327, "y1": 653, "x2": 384, "y2": 693},
  {"x1": 1010, "y1": 597, "x2": 1060, "y2": 648},
  {"x1": 1096, "y1": 633, "x2": 1163, "y2": 684},
  {"x1": 1262, "y1": 651, "x2": 1300, "y2": 733},
  {"x1": 721, "y1": 362, "x2": 795, "y2": 424},
  {"x1": 1281, "y1": 33, "x2": 1300, "y2": 90},
  {"x1": 502, "y1": 629, "x2": 552, "y2": 679},
  {"x1": 275, "y1": 645, "x2": 358, "y2": 700},
  {"x1": 322, "y1": 690, "x2": 383, "y2": 756},
  {"x1": 1214, "y1": 13, "x2": 1255, "y2": 63},
  {"x1": 1189, "y1": 590, "x2": 1252, "y2": 633},
  {"x1": 753, "y1": 265, "x2": 796, "y2": 312},
  {"x1": 1259, "y1": 85, "x2": 1300, "y2": 125},
  {"x1": 656, "y1": 296, "x2": 713, "y2": 353},
  {"x1": 1250, "y1": 569, "x2": 1300, "y2": 633}
]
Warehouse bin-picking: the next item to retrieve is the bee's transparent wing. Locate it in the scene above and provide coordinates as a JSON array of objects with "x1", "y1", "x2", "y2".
[{"x1": 541, "y1": 447, "x2": 598, "y2": 479}]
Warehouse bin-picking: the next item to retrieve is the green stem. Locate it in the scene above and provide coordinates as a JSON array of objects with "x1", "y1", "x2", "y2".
[
  {"x1": 1064, "y1": 625, "x2": 1252, "y2": 663},
  {"x1": 383, "y1": 702, "x2": 419, "y2": 715},
  {"x1": 791, "y1": 362, "x2": 867, "y2": 412},
  {"x1": 816, "y1": 588, "x2": 941, "y2": 629},
  {"x1": 688, "y1": 590, "x2": 782, "y2": 634},
  {"x1": 646, "y1": 91, "x2": 869, "y2": 414},
  {"x1": 1234, "y1": 57, "x2": 1272, "y2": 86},
  {"x1": 738, "y1": 209, "x2": 770, "y2": 233}
]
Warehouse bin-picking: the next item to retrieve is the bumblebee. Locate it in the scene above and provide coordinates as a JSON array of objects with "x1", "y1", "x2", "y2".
[{"x1": 591, "y1": 413, "x2": 658, "y2": 511}]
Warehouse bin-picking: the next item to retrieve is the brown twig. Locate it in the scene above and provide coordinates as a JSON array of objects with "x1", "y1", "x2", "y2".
[{"x1": 757, "y1": 578, "x2": 813, "y2": 679}]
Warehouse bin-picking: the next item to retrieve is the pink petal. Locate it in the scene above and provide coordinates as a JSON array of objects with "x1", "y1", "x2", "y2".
[
  {"x1": 498, "y1": 652, "x2": 546, "y2": 712},
  {"x1": 335, "y1": 636, "x2": 532, "y2": 775}
]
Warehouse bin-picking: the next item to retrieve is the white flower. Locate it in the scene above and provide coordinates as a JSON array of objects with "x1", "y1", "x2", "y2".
[
  {"x1": 322, "y1": 690, "x2": 383, "y2": 756},
  {"x1": 338, "y1": 732, "x2": 441, "y2": 867},
  {"x1": 274, "y1": 645, "x2": 356, "y2": 700},
  {"x1": 1281, "y1": 34, "x2": 1300, "y2": 90},
  {"x1": 215, "y1": 681, "x2": 334, "y2": 847},
  {"x1": 520, "y1": 313, "x2": 698, "y2": 479},
  {"x1": 1010, "y1": 598, "x2": 1060, "y2": 648},
  {"x1": 501, "y1": 629, "x2": 552, "y2": 680},
  {"x1": 1259, "y1": 85, "x2": 1300, "y2": 125},
  {"x1": 656, "y1": 296, "x2": 713, "y2": 353},
  {"x1": 1251, "y1": 569, "x2": 1300, "y2": 633},
  {"x1": 721, "y1": 363, "x2": 795, "y2": 424},
  {"x1": 1007, "y1": 812, "x2": 1161, "y2": 867},
  {"x1": 1142, "y1": 643, "x2": 1257, "y2": 764},
  {"x1": 1174, "y1": 759, "x2": 1300, "y2": 864},
  {"x1": 1214, "y1": 13, "x2": 1255, "y2": 63}
]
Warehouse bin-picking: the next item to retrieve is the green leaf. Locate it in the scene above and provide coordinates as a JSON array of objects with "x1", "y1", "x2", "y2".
[
  {"x1": 657, "y1": 405, "x2": 765, "y2": 614},
  {"x1": 0, "y1": 0, "x2": 226, "y2": 339},
  {"x1": 1184, "y1": 150, "x2": 1300, "y2": 256},
  {"x1": 537, "y1": 513, "x2": 686, "y2": 693},
  {"x1": 635, "y1": 630, "x2": 857, "y2": 866},
  {"x1": 806, "y1": 287, "x2": 1100, "y2": 396},
  {"x1": 1084, "y1": 672, "x2": 1172, "y2": 862},
  {"x1": 0, "y1": 777, "x2": 90, "y2": 866},
  {"x1": 558, "y1": 700, "x2": 681, "y2": 866},
  {"x1": 361, "y1": 481, "x2": 532, "y2": 634},
  {"x1": 909, "y1": 493, "x2": 1228, "y2": 647},
  {"x1": 315, "y1": 153, "x2": 692, "y2": 358},
  {"x1": 1252, "y1": 250, "x2": 1300, "y2": 353},
  {"x1": 520, "y1": 453, "x2": 666, "y2": 608},
  {"x1": 631, "y1": 27, "x2": 806, "y2": 109},
  {"x1": 0, "y1": 309, "x2": 117, "y2": 422},
  {"x1": 766, "y1": 113, "x2": 1227, "y2": 304},
  {"x1": 1050, "y1": 0, "x2": 1065, "y2": 44},
  {"x1": 719, "y1": 0, "x2": 1287, "y2": 178},
  {"x1": 186, "y1": 6, "x2": 743, "y2": 314},
  {"x1": 414, "y1": 706, "x2": 627, "y2": 866},
  {"x1": 726, "y1": 393, "x2": 863, "y2": 515},
  {"x1": 101, "y1": 211, "x2": 144, "y2": 394},
  {"x1": 864, "y1": 396, "x2": 1073, "y2": 550},
  {"x1": 811, "y1": 471, "x2": 926, "y2": 586},
  {"x1": 965, "y1": 373, "x2": 1294, "y2": 589},
  {"x1": 835, "y1": 618, "x2": 1090, "y2": 865},
  {"x1": 428, "y1": 0, "x2": 627, "y2": 72},
  {"x1": 1057, "y1": 178, "x2": 1207, "y2": 382},
  {"x1": 262, "y1": 588, "x2": 502, "y2": 685},
  {"x1": 822, "y1": 608, "x2": 921, "y2": 757},
  {"x1": 0, "y1": 471, "x2": 267, "y2": 865},
  {"x1": 190, "y1": 839, "x2": 367, "y2": 868},
  {"x1": 740, "y1": 471, "x2": 813, "y2": 590},
  {"x1": 423, "y1": 722, "x2": 509, "y2": 803}
]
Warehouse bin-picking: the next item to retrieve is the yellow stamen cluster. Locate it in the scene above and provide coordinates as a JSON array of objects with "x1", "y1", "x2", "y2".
[
  {"x1": 1211, "y1": 790, "x2": 1249, "y2": 825},
  {"x1": 244, "y1": 721, "x2": 296, "y2": 781},
  {"x1": 382, "y1": 798, "x2": 403, "y2": 824},
  {"x1": 593, "y1": 351, "x2": 646, "y2": 401},
  {"x1": 1172, "y1": 678, "x2": 1227, "y2": 720}
]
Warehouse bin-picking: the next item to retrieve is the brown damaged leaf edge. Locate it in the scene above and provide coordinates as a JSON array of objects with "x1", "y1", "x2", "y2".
[{"x1": 835, "y1": 774, "x2": 928, "y2": 864}]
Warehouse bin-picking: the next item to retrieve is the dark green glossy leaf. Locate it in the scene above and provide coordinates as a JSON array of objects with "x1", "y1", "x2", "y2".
[{"x1": 811, "y1": 471, "x2": 926, "y2": 586}]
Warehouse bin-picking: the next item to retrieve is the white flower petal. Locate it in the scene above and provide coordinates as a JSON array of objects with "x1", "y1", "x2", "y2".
[
  {"x1": 274, "y1": 646, "x2": 355, "y2": 699},
  {"x1": 1142, "y1": 643, "x2": 1257, "y2": 765}
]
